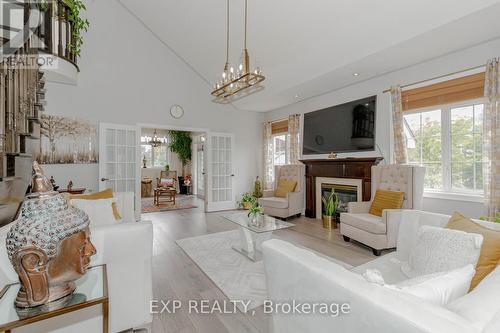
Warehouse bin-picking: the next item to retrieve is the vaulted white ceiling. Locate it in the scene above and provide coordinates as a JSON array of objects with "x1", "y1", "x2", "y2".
[{"x1": 119, "y1": 0, "x2": 500, "y2": 112}]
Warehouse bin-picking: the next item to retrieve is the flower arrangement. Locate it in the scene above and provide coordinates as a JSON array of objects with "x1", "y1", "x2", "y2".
[{"x1": 238, "y1": 192, "x2": 256, "y2": 210}]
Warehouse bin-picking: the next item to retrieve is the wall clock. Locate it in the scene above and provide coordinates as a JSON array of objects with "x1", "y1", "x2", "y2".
[{"x1": 170, "y1": 104, "x2": 184, "y2": 119}]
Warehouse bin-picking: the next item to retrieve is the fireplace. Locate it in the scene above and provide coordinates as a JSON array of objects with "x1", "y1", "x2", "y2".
[
  {"x1": 300, "y1": 158, "x2": 382, "y2": 218},
  {"x1": 315, "y1": 177, "x2": 362, "y2": 218}
]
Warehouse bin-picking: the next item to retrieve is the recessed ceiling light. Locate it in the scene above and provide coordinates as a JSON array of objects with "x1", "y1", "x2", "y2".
[
  {"x1": 353, "y1": 73, "x2": 360, "y2": 77},
  {"x1": 294, "y1": 94, "x2": 300, "y2": 99}
]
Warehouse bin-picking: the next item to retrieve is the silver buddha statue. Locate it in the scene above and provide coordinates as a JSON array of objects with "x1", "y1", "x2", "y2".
[{"x1": 5, "y1": 161, "x2": 96, "y2": 308}]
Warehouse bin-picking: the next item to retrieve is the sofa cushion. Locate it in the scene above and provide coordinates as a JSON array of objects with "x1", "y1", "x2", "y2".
[
  {"x1": 352, "y1": 252, "x2": 408, "y2": 284},
  {"x1": 341, "y1": 213, "x2": 386, "y2": 234},
  {"x1": 70, "y1": 198, "x2": 118, "y2": 227},
  {"x1": 71, "y1": 188, "x2": 121, "y2": 220},
  {"x1": 401, "y1": 225, "x2": 483, "y2": 278},
  {"x1": 446, "y1": 212, "x2": 500, "y2": 290},
  {"x1": 369, "y1": 189, "x2": 404, "y2": 217},
  {"x1": 447, "y1": 265, "x2": 500, "y2": 331},
  {"x1": 259, "y1": 196, "x2": 289, "y2": 209}
]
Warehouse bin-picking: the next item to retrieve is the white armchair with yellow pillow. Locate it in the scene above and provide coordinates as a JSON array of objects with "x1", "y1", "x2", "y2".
[
  {"x1": 258, "y1": 164, "x2": 305, "y2": 219},
  {"x1": 340, "y1": 164, "x2": 425, "y2": 256}
]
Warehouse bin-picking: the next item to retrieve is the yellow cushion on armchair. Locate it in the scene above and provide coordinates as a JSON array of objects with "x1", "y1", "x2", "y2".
[
  {"x1": 368, "y1": 189, "x2": 404, "y2": 217},
  {"x1": 275, "y1": 179, "x2": 297, "y2": 198}
]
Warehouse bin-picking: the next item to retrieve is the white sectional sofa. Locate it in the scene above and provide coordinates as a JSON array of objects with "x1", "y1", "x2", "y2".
[
  {"x1": 0, "y1": 192, "x2": 153, "y2": 333},
  {"x1": 263, "y1": 210, "x2": 500, "y2": 333}
]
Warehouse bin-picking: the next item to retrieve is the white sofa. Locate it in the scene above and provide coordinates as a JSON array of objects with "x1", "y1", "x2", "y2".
[
  {"x1": 0, "y1": 192, "x2": 153, "y2": 333},
  {"x1": 263, "y1": 210, "x2": 500, "y2": 333},
  {"x1": 340, "y1": 164, "x2": 425, "y2": 255}
]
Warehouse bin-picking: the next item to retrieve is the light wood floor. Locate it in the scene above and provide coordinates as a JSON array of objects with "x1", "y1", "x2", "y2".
[{"x1": 145, "y1": 198, "x2": 374, "y2": 333}]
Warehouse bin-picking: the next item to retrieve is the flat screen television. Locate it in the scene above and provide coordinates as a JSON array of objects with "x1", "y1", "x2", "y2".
[{"x1": 302, "y1": 95, "x2": 376, "y2": 155}]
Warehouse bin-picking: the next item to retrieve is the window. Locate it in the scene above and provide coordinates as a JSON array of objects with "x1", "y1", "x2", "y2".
[
  {"x1": 403, "y1": 100, "x2": 484, "y2": 194},
  {"x1": 273, "y1": 134, "x2": 288, "y2": 166},
  {"x1": 140, "y1": 135, "x2": 170, "y2": 168}
]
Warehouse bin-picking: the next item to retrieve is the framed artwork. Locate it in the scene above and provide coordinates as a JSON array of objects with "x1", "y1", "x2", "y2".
[{"x1": 37, "y1": 115, "x2": 98, "y2": 164}]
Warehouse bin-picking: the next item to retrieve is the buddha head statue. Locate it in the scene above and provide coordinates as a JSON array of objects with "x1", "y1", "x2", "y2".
[{"x1": 5, "y1": 161, "x2": 96, "y2": 308}]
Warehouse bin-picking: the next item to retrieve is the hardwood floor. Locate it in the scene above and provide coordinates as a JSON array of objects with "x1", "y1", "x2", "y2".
[{"x1": 145, "y1": 198, "x2": 374, "y2": 333}]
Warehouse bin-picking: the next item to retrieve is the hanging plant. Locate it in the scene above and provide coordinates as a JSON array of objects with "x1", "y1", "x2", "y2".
[{"x1": 62, "y1": 0, "x2": 90, "y2": 57}]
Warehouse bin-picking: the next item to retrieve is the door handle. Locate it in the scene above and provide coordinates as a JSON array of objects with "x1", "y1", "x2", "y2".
[
  {"x1": 101, "y1": 178, "x2": 109, "y2": 182},
  {"x1": 231, "y1": 174, "x2": 235, "y2": 177}
]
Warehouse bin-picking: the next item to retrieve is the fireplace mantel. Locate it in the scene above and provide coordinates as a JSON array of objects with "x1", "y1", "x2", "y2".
[{"x1": 299, "y1": 157, "x2": 383, "y2": 218}]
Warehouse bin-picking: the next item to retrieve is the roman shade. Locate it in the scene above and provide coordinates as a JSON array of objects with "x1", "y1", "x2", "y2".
[
  {"x1": 402, "y1": 72, "x2": 485, "y2": 111},
  {"x1": 271, "y1": 119, "x2": 288, "y2": 134}
]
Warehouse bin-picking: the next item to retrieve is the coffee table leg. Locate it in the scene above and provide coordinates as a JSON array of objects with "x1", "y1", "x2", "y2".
[{"x1": 233, "y1": 227, "x2": 272, "y2": 261}]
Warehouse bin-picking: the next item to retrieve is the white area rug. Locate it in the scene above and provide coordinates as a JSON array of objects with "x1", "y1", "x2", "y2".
[{"x1": 176, "y1": 230, "x2": 352, "y2": 312}]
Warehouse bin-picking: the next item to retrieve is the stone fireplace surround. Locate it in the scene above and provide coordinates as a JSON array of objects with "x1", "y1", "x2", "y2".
[
  {"x1": 315, "y1": 177, "x2": 362, "y2": 219},
  {"x1": 300, "y1": 158, "x2": 383, "y2": 219}
]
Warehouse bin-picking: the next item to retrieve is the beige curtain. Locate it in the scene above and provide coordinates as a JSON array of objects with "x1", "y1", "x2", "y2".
[
  {"x1": 391, "y1": 85, "x2": 408, "y2": 164},
  {"x1": 263, "y1": 122, "x2": 274, "y2": 190},
  {"x1": 288, "y1": 114, "x2": 301, "y2": 164},
  {"x1": 483, "y1": 58, "x2": 500, "y2": 219}
]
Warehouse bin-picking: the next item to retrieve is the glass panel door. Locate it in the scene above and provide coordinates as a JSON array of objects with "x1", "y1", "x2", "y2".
[{"x1": 206, "y1": 132, "x2": 235, "y2": 211}]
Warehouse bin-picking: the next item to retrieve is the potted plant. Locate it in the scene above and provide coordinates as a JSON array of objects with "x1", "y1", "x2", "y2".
[
  {"x1": 322, "y1": 191, "x2": 339, "y2": 229},
  {"x1": 164, "y1": 164, "x2": 170, "y2": 172},
  {"x1": 253, "y1": 176, "x2": 263, "y2": 199},
  {"x1": 238, "y1": 192, "x2": 256, "y2": 210},
  {"x1": 247, "y1": 202, "x2": 264, "y2": 226},
  {"x1": 168, "y1": 131, "x2": 192, "y2": 176}
]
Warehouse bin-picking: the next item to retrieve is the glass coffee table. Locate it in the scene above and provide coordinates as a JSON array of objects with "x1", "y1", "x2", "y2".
[
  {"x1": 223, "y1": 212, "x2": 295, "y2": 261},
  {"x1": 0, "y1": 265, "x2": 108, "y2": 333}
]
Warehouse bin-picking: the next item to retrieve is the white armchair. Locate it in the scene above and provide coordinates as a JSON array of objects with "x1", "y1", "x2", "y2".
[
  {"x1": 340, "y1": 164, "x2": 425, "y2": 255},
  {"x1": 0, "y1": 192, "x2": 153, "y2": 333},
  {"x1": 258, "y1": 164, "x2": 305, "y2": 219}
]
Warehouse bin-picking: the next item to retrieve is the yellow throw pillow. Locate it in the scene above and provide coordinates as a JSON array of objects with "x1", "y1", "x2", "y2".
[
  {"x1": 71, "y1": 188, "x2": 122, "y2": 220},
  {"x1": 446, "y1": 212, "x2": 500, "y2": 290},
  {"x1": 368, "y1": 189, "x2": 405, "y2": 217},
  {"x1": 275, "y1": 179, "x2": 297, "y2": 198}
]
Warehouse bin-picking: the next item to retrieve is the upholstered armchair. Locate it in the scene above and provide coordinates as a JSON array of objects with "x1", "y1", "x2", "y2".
[
  {"x1": 340, "y1": 164, "x2": 425, "y2": 256},
  {"x1": 258, "y1": 164, "x2": 305, "y2": 219}
]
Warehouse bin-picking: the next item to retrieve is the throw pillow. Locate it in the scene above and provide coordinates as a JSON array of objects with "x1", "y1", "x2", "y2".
[
  {"x1": 71, "y1": 188, "x2": 121, "y2": 220},
  {"x1": 363, "y1": 265, "x2": 475, "y2": 306},
  {"x1": 275, "y1": 179, "x2": 297, "y2": 198},
  {"x1": 160, "y1": 178, "x2": 175, "y2": 188},
  {"x1": 401, "y1": 225, "x2": 483, "y2": 278},
  {"x1": 368, "y1": 189, "x2": 405, "y2": 217},
  {"x1": 447, "y1": 265, "x2": 500, "y2": 331},
  {"x1": 70, "y1": 198, "x2": 117, "y2": 227},
  {"x1": 446, "y1": 212, "x2": 500, "y2": 290}
]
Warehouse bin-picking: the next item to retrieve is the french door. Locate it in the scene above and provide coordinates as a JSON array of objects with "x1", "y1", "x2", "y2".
[
  {"x1": 206, "y1": 132, "x2": 235, "y2": 212},
  {"x1": 98, "y1": 123, "x2": 139, "y2": 216}
]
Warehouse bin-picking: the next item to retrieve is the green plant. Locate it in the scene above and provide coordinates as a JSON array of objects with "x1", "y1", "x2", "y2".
[
  {"x1": 322, "y1": 191, "x2": 339, "y2": 217},
  {"x1": 253, "y1": 176, "x2": 263, "y2": 198},
  {"x1": 63, "y1": 0, "x2": 90, "y2": 57},
  {"x1": 238, "y1": 192, "x2": 256, "y2": 208},
  {"x1": 247, "y1": 202, "x2": 263, "y2": 218},
  {"x1": 168, "y1": 131, "x2": 192, "y2": 174},
  {"x1": 480, "y1": 212, "x2": 500, "y2": 223},
  {"x1": 164, "y1": 164, "x2": 170, "y2": 172}
]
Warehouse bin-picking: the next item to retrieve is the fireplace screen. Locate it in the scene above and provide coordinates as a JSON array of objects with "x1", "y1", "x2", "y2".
[{"x1": 321, "y1": 184, "x2": 358, "y2": 214}]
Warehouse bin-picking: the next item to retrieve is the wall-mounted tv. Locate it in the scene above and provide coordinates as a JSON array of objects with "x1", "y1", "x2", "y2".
[{"x1": 302, "y1": 95, "x2": 376, "y2": 155}]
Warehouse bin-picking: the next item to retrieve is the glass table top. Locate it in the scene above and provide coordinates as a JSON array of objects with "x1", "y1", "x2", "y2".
[
  {"x1": 0, "y1": 265, "x2": 107, "y2": 329},
  {"x1": 223, "y1": 212, "x2": 295, "y2": 233}
]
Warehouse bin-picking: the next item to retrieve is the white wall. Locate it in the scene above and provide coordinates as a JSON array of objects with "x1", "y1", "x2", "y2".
[
  {"x1": 43, "y1": 0, "x2": 262, "y2": 200},
  {"x1": 263, "y1": 38, "x2": 500, "y2": 218}
]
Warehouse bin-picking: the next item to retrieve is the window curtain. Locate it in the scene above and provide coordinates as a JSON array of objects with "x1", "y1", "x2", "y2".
[
  {"x1": 263, "y1": 121, "x2": 274, "y2": 190},
  {"x1": 288, "y1": 114, "x2": 301, "y2": 164},
  {"x1": 391, "y1": 85, "x2": 408, "y2": 164},
  {"x1": 483, "y1": 58, "x2": 500, "y2": 219}
]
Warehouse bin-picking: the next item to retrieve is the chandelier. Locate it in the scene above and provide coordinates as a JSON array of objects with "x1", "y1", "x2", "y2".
[
  {"x1": 148, "y1": 129, "x2": 162, "y2": 147},
  {"x1": 211, "y1": 0, "x2": 265, "y2": 102}
]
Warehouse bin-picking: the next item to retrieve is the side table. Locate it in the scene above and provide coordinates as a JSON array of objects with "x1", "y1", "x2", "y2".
[
  {"x1": 141, "y1": 178, "x2": 152, "y2": 197},
  {"x1": 0, "y1": 265, "x2": 109, "y2": 333}
]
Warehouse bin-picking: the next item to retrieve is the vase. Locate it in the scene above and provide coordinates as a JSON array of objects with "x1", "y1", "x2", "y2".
[
  {"x1": 322, "y1": 215, "x2": 337, "y2": 229},
  {"x1": 243, "y1": 202, "x2": 252, "y2": 210}
]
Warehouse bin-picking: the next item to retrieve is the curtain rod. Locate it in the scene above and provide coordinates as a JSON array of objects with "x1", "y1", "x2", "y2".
[{"x1": 382, "y1": 64, "x2": 485, "y2": 93}]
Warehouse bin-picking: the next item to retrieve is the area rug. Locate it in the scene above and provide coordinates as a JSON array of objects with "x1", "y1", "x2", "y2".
[
  {"x1": 176, "y1": 230, "x2": 352, "y2": 313},
  {"x1": 141, "y1": 195, "x2": 197, "y2": 213}
]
